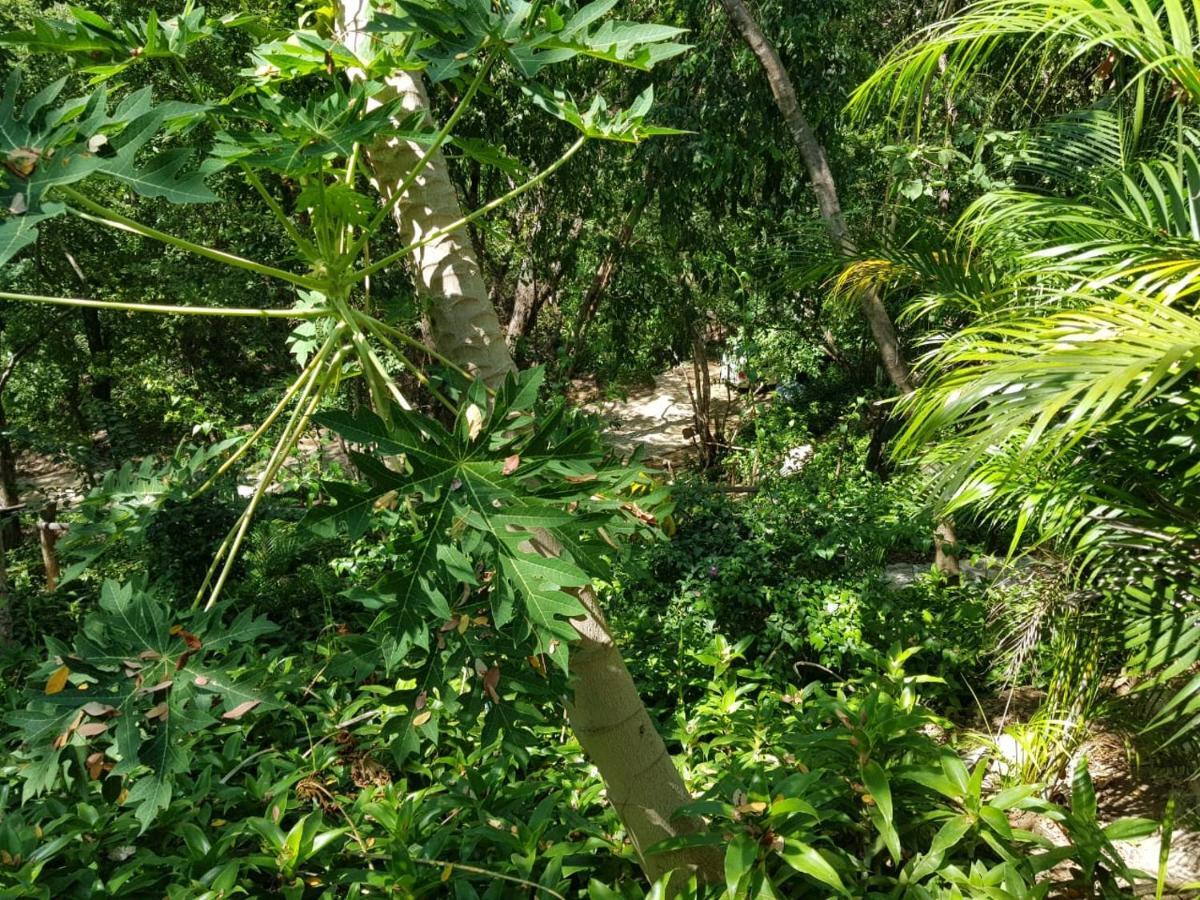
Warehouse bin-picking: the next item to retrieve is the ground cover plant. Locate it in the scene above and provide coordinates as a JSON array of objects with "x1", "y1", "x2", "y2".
[{"x1": 0, "y1": 0, "x2": 1198, "y2": 897}]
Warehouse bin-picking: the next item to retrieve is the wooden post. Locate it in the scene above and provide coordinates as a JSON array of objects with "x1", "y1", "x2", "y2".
[{"x1": 38, "y1": 500, "x2": 66, "y2": 593}]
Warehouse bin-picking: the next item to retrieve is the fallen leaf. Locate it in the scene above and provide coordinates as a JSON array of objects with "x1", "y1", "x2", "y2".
[
  {"x1": 483, "y1": 666, "x2": 500, "y2": 703},
  {"x1": 145, "y1": 702, "x2": 169, "y2": 720},
  {"x1": 139, "y1": 679, "x2": 173, "y2": 693},
  {"x1": 138, "y1": 650, "x2": 160, "y2": 661},
  {"x1": 77, "y1": 722, "x2": 109, "y2": 738},
  {"x1": 502, "y1": 454, "x2": 520, "y2": 475},
  {"x1": 45, "y1": 665, "x2": 70, "y2": 695},
  {"x1": 473, "y1": 658, "x2": 488, "y2": 676},
  {"x1": 412, "y1": 710, "x2": 432, "y2": 727},
  {"x1": 222, "y1": 699, "x2": 262, "y2": 720},
  {"x1": 81, "y1": 702, "x2": 114, "y2": 717}
]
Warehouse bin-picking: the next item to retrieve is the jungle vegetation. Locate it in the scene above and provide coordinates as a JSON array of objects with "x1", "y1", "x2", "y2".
[{"x1": 0, "y1": 0, "x2": 1197, "y2": 896}]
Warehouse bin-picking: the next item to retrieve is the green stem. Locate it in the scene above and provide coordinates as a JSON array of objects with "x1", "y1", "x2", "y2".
[
  {"x1": 189, "y1": 334, "x2": 338, "y2": 500},
  {"x1": 347, "y1": 49, "x2": 499, "y2": 262},
  {"x1": 194, "y1": 333, "x2": 342, "y2": 609},
  {"x1": 242, "y1": 165, "x2": 319, "y2": 258},
  {"x1": 361, "y1": 314, "x2": 480, "y2": 386},
  {"x1": 353, "y1": 135, "x2": 588, "y2": 283},
  {"x1": 358, "y1": 316, "x2": 456, "y2": 412},
  {"x1": 202, "y1": 368, "x2": 331, "y2": 611},
  {"x1": 58, "y1": 186, "x2": 322, "y2": 291},
  {"x1": 0, "y1": 290, "x2": 328, "y2": 319}
]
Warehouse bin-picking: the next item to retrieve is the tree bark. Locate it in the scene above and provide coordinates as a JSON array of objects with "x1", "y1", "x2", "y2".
[
  {"x1": 720, "y1": 0, "x2": 962, "y2": 572},
  {"x1": 718, "y1": 0, "x2": 914, "y2": 394},
  {"x1": 0, "y1": 397, "x2": 20, "y2": 549},
  {"x1": 340, "y1": 0, "x2": 514, "y2": 387},
  {"x1": 565, "y1": 189, "x2": 650, "y2": 375},
  {"x1": 66, "y1": 252, "x2": 112, "y2": 402},
  {"x1": 339, "y1": 0, "x2": 719, "y2": 884}
]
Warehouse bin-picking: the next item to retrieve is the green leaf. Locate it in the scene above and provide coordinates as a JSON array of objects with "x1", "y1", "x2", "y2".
[
  {"x1": 724, "y1": 834, "x2": 757, "y2": 897},
  {"x1": 779, "y1": 840, "x2": 848, "y2": 896}
]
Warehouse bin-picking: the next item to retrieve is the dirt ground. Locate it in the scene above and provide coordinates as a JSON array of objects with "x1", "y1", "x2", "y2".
[{"x1": 573, "y1": 361, "x2": 745, "y2": 466}]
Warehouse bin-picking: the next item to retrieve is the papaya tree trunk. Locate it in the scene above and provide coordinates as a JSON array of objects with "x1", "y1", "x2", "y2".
[{"x1": 339, "y1": 0, "x2": 719, "y2": 883}]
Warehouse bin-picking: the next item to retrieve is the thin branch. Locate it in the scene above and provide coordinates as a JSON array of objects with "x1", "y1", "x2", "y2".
[
  {"x1": 0, "y1": 290, "x2": 329, "y2": 320},
  {"x1": 57, "y1": 186, "x2": 322, "y2": 291}
]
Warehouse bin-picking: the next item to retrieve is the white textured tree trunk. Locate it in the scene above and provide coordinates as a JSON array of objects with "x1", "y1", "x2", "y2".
[
  {"x1": 339, "y1": 1, "x2": 720, "y2": 884},
  {"x1": 340, "y1": 0, "x2": 513, "y2": 386}
]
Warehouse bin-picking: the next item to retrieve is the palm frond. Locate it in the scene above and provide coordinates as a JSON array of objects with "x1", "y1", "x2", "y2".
[{"x1": 851, "y1": 0, "x2": 1200, "y2": 126}]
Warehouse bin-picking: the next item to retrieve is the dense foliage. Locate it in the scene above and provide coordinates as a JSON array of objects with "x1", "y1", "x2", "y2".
[{"x1": 0, "y1": 0, "x2": 1197, "y2": 897}]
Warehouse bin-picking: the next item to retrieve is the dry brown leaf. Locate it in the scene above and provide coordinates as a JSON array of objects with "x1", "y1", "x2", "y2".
[
  {"x1": 221, "y1": 699, "x2": 261, "y2": 720},
  {"x1": 77, "y1": 722, "x2": 109, "y2": 738},
  {"x1": 483, "y1": 666, "x2": 500, "y2": 703},
  {"x1": 81, "y1": 702, "x2": 114, "y2": 717},
  {"x1": 145, "y1": 702, "x2": 169, "y2": 720},
  {"x1": 502, "y1": 454, "x2": 520, "y2": 475}
]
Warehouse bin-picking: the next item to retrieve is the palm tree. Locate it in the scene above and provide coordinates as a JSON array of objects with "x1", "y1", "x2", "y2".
[{"x1": 849, "y1": 0, "x2": 1200, "y2": 756}]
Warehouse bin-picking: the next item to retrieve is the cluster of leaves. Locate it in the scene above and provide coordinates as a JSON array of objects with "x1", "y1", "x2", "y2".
[
  {"x1": 0, "y1": 71, "x2": 212, "y2": 265},
  {"x1": 6, "y1": 580, "x2": 275, "y2": 833},
  {"x1": 663, "y1": 641, "x2": 1163, "y2": 898},
  {"x1": 309, "y1": 367, "x2": 672, "y2": 761}
]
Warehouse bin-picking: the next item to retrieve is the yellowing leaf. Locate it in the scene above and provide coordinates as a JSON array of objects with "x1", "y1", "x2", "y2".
[
  {"x1": 412, "y1": 710, "x2": 432, "y2": 727},
  {"x1": 45, "y1": 665, "x2": 70, "y2": 695},
  {"x1": 465, "y1": 404, "x2": 485, "y2": 440}
]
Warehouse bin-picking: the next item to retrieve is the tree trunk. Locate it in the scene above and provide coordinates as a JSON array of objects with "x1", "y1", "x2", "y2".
[
  {"x1": 339, "y1": 0, "x2": 719, "y2": 884},
  {"x1": 718, "y1": 0, "x2": 914, "y2": 394},
  {"x1": 66, "y1": 253, "x2": 112, "y2": 402},
  {"x1": 720, "y1": 0, "x2": 962, "y2": 571},
  {"x1": 340, "y1": 1, "x2": 513, "y2": 387},
  {"x1": 0, "y1": 396, "x2": 21, "y2": 549},
  {"x1": 565, "y1": 190, "x2": 650, "y2": 375}
]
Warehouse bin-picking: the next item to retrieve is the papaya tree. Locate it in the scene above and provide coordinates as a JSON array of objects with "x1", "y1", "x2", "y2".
[{"x1": 1, "y1": 0, "x2": 719, "y2": 884}]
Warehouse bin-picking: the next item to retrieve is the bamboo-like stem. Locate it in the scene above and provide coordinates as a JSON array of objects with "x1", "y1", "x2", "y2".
[
  {"x1": 194, "y1": 333, "x2": 343, "y2": 609},
  {"x1": 189, "y1": 333, "x2": 338, "y2": 500},
  {"x1": 0, "y1": 290, "x2": 328, "y2": 319},
  {"x1": 352, "y1": 136, "x2": 588, "y2": 283},
  {"x1": 58, "y1": 187, "x2": 322, "y2": 291},
  {"x1": 345, "y1": 49, "x2": 499, "y2": 263},
  {"x1": 357, "y1": 315, "x2": 456, "y2": 412}
]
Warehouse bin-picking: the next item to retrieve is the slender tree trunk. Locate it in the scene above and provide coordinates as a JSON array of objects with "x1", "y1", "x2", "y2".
[
  {"x1": 66, "y1": 252, "x2": 112, "y2": 402},
  {"x1": 339, "y1": 1, "x2": 719, "y2": 884},
  {"x1": 505, "y1": 263, "x2": 539, "y2": 349},
  {"x1": 718, "y1": 0, "x2": 914, "y2": 393},
  {"x1": 0, "y1": 397, "x2": 20, "y2": 548},
  {"x1": 720, "y1": 0, "x2": 962, "y2": 570},
  {"x1": 566, "y1": 190, "x2": 650, "y2": 375}
]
